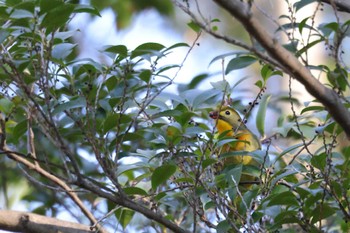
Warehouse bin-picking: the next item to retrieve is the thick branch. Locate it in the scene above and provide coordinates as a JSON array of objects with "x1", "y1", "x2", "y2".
[
  {"x1": 0, "y1": 210, "x2": 93, "y2": 233},
  {"x1": 0, "y1": 149, "x2": 107, "y2": 233},
  {"x1": 213, "y1": 0, "x2": 350, "y2": 138},
  {"x1": 321, "y1": 0, "x2": 350, "y2": 13}
]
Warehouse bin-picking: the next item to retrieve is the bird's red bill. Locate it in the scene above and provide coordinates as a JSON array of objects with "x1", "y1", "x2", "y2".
[{"x1": 209, "y1": 111, "x2": 219, "y2": 119}]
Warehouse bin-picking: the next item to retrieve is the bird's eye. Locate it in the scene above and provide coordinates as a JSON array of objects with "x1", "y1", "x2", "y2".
[{"x1": 225, "y1": 110, "x2": 230, "y2": 115}]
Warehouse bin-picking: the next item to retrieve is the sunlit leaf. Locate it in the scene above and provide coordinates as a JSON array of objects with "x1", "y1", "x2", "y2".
[
  {"x1": 256, "y1": 94, "x2": 271, "y2": 137},
  {"x1": 187, "y1": 21, "x2": 201, "y2": 33},
  {"x1": 0, "y1": 98, "x2": 14, "y2": 114}
]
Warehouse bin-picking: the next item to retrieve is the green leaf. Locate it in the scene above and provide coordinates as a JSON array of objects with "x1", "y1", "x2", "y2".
[
  {"x1": 300, "y1": 105, "x2": 324, "y2": 114},
  {"x1": 294, "y1": 0, "x2": 317, "y2": 12},
  {"x1": 271, "y1": 169, "x2": 298, "y2": 187},
  {"x1": 151, "y1": 164, "x2": 176, "y2": 190},
  {"x1": 115, "y1": 208, "x2": 135, "y2": 229},
  {"x1": 256, "y1": 94, "x2": 271, "y2": 137},
  {"x1": 52, "y1": 97, "x2": 86, "y2": 115},
  {"x1": 187, "y1": 21, "x2": 201, "y2": 33},
  {"x1": 187, "y1": 73, "x2": 210, "y2": 89},
  {"x1": 298, "y1": 17, "x2": 310, "y2": 34},
  {"x1": 0, "y1": 98, "x2": 14, "y2": 114},
  {"x1": 139, "y1": 69, "x2": 152, "y2": 83},
  {"x1": 260, "y1": 64, "x2": 282, "y2": 81},
  {"x1": 10, "y1": 9, "x2": 33, "y2": 19},
  {"x1": 278, "y1": 142, "x2": 306, "y2": 158},
  {"x1": 210, "y1": 80, "x2": 230, "y2": 92},
  {"x1": 73, "y1": 4, "x2": 101, "y2": 16},
  {"x1": 192, "y1": 89, "x2": 221, "y2": 109},
  {"x1": 13, "y1": 120, "x2": 27, "y2": 141},
  {"x1": 255, "y1": 80, "x2": 263, "y2": 88},
  {"x1": 163, "y1": 42, "x2": 189, "y2": 52},
  {"x1": 130, "y1": 42, "x2": 165, "y2": 59},
  {"x1": 296, "y1": 38, "x2": 324, "y2": 57},
  {"x1": 225, "y1": 56, "x2": 257, "y2": 74},
  {"x1": 102, "y1": 45, "x2": 128, "y2": 60},
  {"x1": 273, "y1": 210, "x2": 300, "y2": 227},
  {"x1": 209, "y1": 51, "x2": 247, "y2": 67},
  {"x1": 41, "y1": 2, "x2": 75, "y2": 33},
  {"x1": 123, "y1": 187, "x2": 148, "y2": 196},
  {"x1": 0, "y1": 29, "x2": 10, "y2": 44},
  {"x1": 202, "y1": 158, "x2": 217, "y2": 170},
  {"x1": 226, "y1": 165, "x2": 242, "y2": 187},
  {"x1": 310, "y1": 153, "x2": 327, "y2": 170},
  {"x1": 217, "y1": 220, "x2": 231, "y2": 233},
  {"x1": 268, "y1": 191, "x2": 299, "y2": 206},
  {"x1": 311, "y1": 204, "x2": 335, "y2": 224},
  {"x1": 52, "y1": 43, "x2": 77, "y2": 60}
]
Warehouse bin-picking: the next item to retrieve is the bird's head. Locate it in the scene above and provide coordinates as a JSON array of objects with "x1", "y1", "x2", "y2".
[{"x1": 209, "y1": 106, "x2": 243, "y2": 129}]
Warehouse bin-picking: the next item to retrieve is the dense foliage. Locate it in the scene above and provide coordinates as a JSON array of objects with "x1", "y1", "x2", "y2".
[{"x1": 0, "y1": 0, "x2": 350, "y2": 232}]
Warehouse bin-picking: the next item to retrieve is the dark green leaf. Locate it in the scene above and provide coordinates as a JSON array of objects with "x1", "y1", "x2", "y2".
[
  {"x1": 202, "y1": 158, "x2": 217, "y2": 170},
  {"x1": 13, "y1": 120, "x2": 27, "y2": 141},
  {"x1": 102, "y1": 45, "x2": 128, "y2": 60},
  {"x1": 139, "y1": 69, "x2": 152, "y2": 83},
  {"x1": 115, "y1": 208, "x2": 135, "y2": 229},
  {"x1": 123, "y1": 187, "x2": 148, "y2": 196},
  {"x1": 151, "y1": 164, "x2": 176, "y2": 190},
  {"x1": 103, "y1": 113, "x2": 118, "y2": 133},
  {"x1": 52, "y1": 97, "x2": 86, "y2": 115},
  {"x1": 130, "y1": 42, "x2": 165, "y2": 59},
  {"x1": 294, "y1": 0, "x2": 317, "y2": 12},
  {"x1": 283, "y1": 40, "x2": 298, "y2": 53},
  {"x1": 73, "y1": 4, "x2": 101, "y2": 16},
  {"x1": 187, "y1": 73, "x2": 210, "y2": 89},
  {"x1": 268, "y1": 191, "x2": 299, "y2": 206},
  {"x1": 163, "y1": 42, "x2": 189, "y2": 52},
  {"x1": 273, "y1": 210, "x2": 300, "y2": 227},
  {"x1": 298, "y1": 17, "x2": 310, "y2": 34},
  {"x1": 310, "y1": 153, "x2": 327, "y2": 170},
  {"x1": 300, "y1": 105, "x2": 324, "y2": 114},
  {"x1": 217, "y1": 220, "x2": 231, "y2": 233},
  {"x1": 225, "y1": 56, "x2": 257, "y2": 74},
  {"x1": 41, "y1": 2, "x2": 75, "y2": 33},
  {"x1": 296, "y1": 38, "x2": 324, "y2": 57},
  {"x1": 311, "y1": 204, "x2": 335, "y2": 224}
]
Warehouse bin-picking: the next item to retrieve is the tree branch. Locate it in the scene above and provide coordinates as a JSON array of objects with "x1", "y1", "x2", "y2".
[
  {"x1": 212, "y1": 0, "x2": 350, "y2": 138},
  {"x1": 321, "y1": 0, "x2": 350, "y2": 13},
  {"x1": 0, "y1": 210, "x2": 94, "y2": 233}
]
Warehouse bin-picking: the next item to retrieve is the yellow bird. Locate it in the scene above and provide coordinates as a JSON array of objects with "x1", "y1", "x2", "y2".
[{"x1": 209, "y1": 105, "x2": 261, "y2": 186}]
